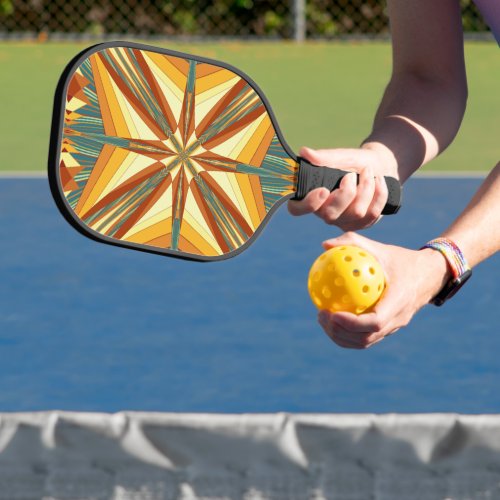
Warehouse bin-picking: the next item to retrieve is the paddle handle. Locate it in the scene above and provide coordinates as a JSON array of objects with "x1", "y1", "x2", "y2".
[{"x1": 293, "y1": 157, "x2": 402, "y2": 215}]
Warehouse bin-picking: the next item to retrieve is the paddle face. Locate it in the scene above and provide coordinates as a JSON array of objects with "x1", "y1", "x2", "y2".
[{"x1": 49, "y1": 42, "x2": 299, "y2": 261}]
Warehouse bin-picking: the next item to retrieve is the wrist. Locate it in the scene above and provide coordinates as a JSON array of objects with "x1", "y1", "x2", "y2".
[
  {"x1": 361, "y1": 141, "x2": 399, "y2": 178},
  {"x1": 417, "y1": 248, "x2": 453, "y2": 303}
]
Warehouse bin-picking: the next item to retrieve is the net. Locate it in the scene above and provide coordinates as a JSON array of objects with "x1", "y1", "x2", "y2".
[{"x1": 1, "y1": 412, "x2": 500, "y2": 499}]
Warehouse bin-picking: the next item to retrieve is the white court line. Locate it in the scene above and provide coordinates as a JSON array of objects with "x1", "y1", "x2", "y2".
[
  {"x1": 414, "y1": 170, "x2": 487, "y2": 178},
  {"x1": 0, "y1": 171, "x2": 47, "y2": 178}
]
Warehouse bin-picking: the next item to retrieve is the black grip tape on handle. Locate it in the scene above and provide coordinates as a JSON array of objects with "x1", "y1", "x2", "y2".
[{"x1": 293, "y1": 157, "x2": 402, "y2": 215}]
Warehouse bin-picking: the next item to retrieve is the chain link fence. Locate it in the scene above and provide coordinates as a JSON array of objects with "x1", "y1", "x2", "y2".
[{"x1": 0, "y1": 0, "x2": 491, "y2": 40}]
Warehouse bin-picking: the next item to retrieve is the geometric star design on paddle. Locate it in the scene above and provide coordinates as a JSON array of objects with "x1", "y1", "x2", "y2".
[{"x1": 89, "y1": 70, "x2": 270, "y2": 249}]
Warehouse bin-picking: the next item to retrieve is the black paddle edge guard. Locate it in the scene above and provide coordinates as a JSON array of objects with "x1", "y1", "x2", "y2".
[{"x1": 293, "y1": 158, "x2": 402, "y2": 215}]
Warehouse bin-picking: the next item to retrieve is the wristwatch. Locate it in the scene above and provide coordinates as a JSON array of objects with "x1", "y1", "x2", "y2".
[{"x1": 421, "y1": 238, "x2": 472, "y2": 306}]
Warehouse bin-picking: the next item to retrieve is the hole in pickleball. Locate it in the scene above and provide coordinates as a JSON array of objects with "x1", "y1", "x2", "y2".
[
  {"x1": 313, "y1": 294, "x2": 322, "y2": 307},
  {"x1": 356, "y1": 306, "x2": 366, "y2": 314},
  {"x1": 352, "y1": 269, "x2": 360, "y2": 277},
  {"x1": 327, "y1": 264, "x2": 335, "y2": 272},
  {"x1": 333, "y1": 303, "x2": 342, "y2": 311},
  {"x1": 313, "y1": 271, "x2": 321, "y2": 282},
  {"x1": 369, "y1": 267, "x2": 376, "y2": 275},
  {"x1": 342, "y1": 295, "x2": 351, "y2": 304},
  {"x1": 378, "y1": 284, "x2": 382, "y2": 291},
  {"x1": 362, "y1": 285, "x2": 369, "y2": 293},
  {"x1": 334, "y1": 277, "x2": 344, "y2": 286},
  {"x1": 344, "y1": 256, "x2": 352, "y2": 262},
  {"x1": 359, "y1": 251, "x2": 367, "y2": 257},
  {"x1": 322, "y1": 286, "x2": 332, "y2": 299}
]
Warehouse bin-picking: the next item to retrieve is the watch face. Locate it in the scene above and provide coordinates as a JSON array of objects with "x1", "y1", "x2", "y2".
[{"x1": 432, "y1": 269, "x2": 472, "y2": 306}]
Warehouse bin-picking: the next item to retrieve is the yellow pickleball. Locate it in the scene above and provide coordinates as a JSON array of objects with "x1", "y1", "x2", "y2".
[{"x1": 308, "y1": 245, "x2": 385, "y2": 314}]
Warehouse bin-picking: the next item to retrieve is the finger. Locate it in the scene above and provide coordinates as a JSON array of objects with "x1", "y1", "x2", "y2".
[
  {"x1": 360, "y1": 328, "x2": 399, "y2": 348},
  {"x1": 364, "y1": 335, "x2": 386, "y2": 348},
  {"x1": 331, "y1": 324, "x2": 370, "y2": 347},
  {"x1": 331, "y1": 318, "x2": 389, "y2": 349},
  {"x1": 332, "y1": 294, "x2": 401, "y2": 339},
  {"x1": 319, "y1": 311, "x2": 370, "y2": 349},
  {"x1": 330, "y1": 311, "x2": 385, "y2": 335},
  {"x1": 361, "y1": 175, "x2": 389, "y2": 225},
  {"x1": 319, "y1": 310, "x2": 390, "y2": 349},
  {"x1": 321, "y1": 322, "x2": 365, "y2": 349},
  {"x1": 367, "y1": 289, "x2": 411, "y2": 335},
  {"x1": 371, "y1": 174, "x2": 389, "y2": 215},
  {"x1": 329, "y1": 327, "x2": 379, "y2": 349},
  {"x1": 315, "y1": 172, "x2": 357, "y2": 224},
  {"x1": 342, "y1": 164, "x2": 376, "y2": 221},
  {"x1": 323, "y1": 171, "x2": 391, "y2": 231},
  {"x1": 385, "y1": 328, "x2": 400, "y2": 337},
  {"x1": 288, "y1": 188, "x2": 330, "y2": 216},
  {"x1": 331, "y1": 336, "x2": 364, "y2": 349}
]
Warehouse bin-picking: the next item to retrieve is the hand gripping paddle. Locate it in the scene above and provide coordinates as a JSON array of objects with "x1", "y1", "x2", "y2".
[{"x1": 48, "y1": 41, "x2": 401, "y2": 262}]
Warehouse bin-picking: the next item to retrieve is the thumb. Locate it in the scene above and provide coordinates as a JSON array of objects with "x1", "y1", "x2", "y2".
[
  {"x1": 300, "y1": 146, "x2": 342, "y2": 167},
  {"x1": 322, "y1": 231, "x2": 368, "y2": 250},
  {"x1": 299, "y1": 147, "x2": 366, "y2": 170},
  {"x1": 299, "y1": 146, "x2": 324, "y2": 165},
  {"x1": 321, "y1": 233, "x2": 388, "y2": 271}
]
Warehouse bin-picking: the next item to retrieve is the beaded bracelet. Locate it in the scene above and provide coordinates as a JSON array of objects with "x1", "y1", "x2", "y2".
[
  {"x1": 420, "y1": 238, "x2": 472, "y2": 306},
  {"x1": 421, "y1": 238, "x2": 470, "y2": 278}
]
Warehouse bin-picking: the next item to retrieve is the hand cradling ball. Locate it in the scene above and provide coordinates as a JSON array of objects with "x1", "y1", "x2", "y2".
[{"x1": 308, "y1": 245, "x2": 385, "y2": 314}]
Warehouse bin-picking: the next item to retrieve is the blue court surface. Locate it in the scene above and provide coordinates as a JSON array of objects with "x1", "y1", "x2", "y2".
[{"x1": 0, "y1": 176, "x2": 498, "y2": 413}]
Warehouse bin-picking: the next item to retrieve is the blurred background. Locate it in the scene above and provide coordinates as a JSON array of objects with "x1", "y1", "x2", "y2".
[
  {"x1": 0, "y1": 0, "x2": 492, "y2": 40},
  {"x1": 0, "y1": 1, "x2": 497, "y2": 176}
]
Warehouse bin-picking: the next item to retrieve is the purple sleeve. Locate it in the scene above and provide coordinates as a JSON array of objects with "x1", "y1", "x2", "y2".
[{"x1": 473, "y1": 0, "x2": 500, "y2": 45}]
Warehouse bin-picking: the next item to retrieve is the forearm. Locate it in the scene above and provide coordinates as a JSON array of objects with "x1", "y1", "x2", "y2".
[
  {"x1": 361, "y1": 0, "x2": 467, "y2": 183},
  {"x1": 441, "y1": 162, "x2": 500, "y2": 267},
  {"x1": 418, "y1": 162, "x2": 500, "y2": 303},
  {"x1": 362, "y1": 73, "x2": 467, "y2": 182}
]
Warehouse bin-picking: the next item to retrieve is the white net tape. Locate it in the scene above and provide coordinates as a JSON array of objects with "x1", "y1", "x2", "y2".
[{"x1": 0, "y1": 412, "x2": 500, "y2": 499}]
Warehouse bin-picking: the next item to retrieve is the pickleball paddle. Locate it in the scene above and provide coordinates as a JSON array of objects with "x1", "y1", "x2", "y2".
[{"x1": 48, "y1": 41, "x2": 401, "y2": 261}]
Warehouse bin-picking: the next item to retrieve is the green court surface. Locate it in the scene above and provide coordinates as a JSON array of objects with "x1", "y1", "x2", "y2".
[{"x1": 0, "y1": 41, "x2": 497, "y2": 172}]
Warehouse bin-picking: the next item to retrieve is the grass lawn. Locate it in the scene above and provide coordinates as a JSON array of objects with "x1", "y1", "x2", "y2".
[{"x1": 0, "y1": 40, "x2": 497, "y2": 172}]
